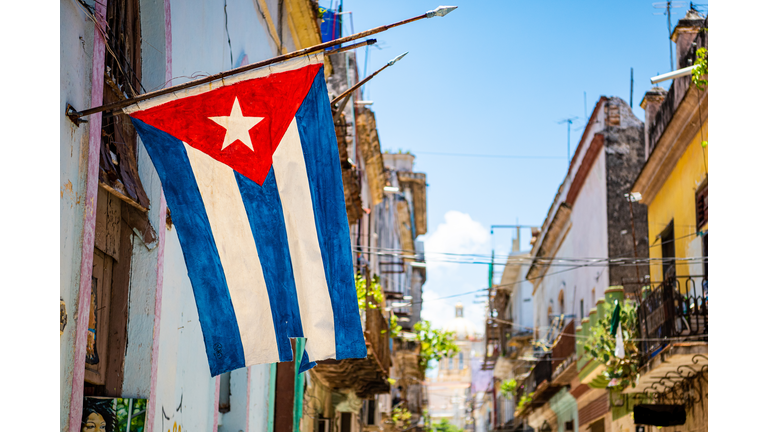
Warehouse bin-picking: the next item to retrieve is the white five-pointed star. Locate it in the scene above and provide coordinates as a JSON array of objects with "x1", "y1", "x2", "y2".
[{"x1": 208, "y1": 97, "x2": 264, "y2": 151}]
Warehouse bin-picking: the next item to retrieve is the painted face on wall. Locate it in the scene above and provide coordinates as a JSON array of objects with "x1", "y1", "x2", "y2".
[{"x1": 82, "y1": 413, "x2": 107, "y2": 432}]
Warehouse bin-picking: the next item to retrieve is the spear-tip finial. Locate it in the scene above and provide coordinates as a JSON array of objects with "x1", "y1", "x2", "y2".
[
  {"x1": 426, "y1": 6, "x2": 458, "y2": 18},
  {"x1": 388, "y1": 52, "x2": 409, "y2": 66}
]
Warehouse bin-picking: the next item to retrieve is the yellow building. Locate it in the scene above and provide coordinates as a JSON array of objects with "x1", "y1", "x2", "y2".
[
  {"x1": 623, "y1": 8, "x2": 708, "y2": 432},
  {"x1": 634, "y1": 9, "x2": 708, "y2": 284}
]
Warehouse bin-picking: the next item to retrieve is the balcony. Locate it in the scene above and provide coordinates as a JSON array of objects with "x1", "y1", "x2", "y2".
[
  {"x1": 312, "y1": 305, "x2": 392, "y2": 398},
  {"x1": 636, "y1": 275, "x2": 708, "y2": 365},
  {"x1": 550, "y1": 320, "x2": 578, "y2": 386}
]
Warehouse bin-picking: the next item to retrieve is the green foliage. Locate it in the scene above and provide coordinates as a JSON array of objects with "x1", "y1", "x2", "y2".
[
  {"x1": 579, "y1": 300, "x2": 642, "y2": 391},
  {"x1": 500, "y1": 378, "x2": 517, "y2": 399},
  {"x1": 355, "y1": 273, "x2": 383, "y2": 310},
  {"x1": 692, "y1": 47, "x2": 708, "y2": 90},
  {"x1": 391, "y1": 405, "x2": 413, "y2": 429},
  {"x1": 115, "y1": 399, "x2": 147, "y2": 432},
  {"x1": 413, "y1": 320, "x2": 460, "y2": 372},
  {"x1": 516, "y1": 392, "x2": 533, "y2": 412},
  {"x1": 384, "y1": 313, "x2": 404, "y2": 338},
  {"x1": 431, "y1": 418, "x2": 464, "y2": 432}
]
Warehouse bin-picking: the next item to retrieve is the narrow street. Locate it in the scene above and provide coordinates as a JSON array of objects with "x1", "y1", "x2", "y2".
[{"x1": 17, "y1": 0, "x2": 755, "y2": 431}]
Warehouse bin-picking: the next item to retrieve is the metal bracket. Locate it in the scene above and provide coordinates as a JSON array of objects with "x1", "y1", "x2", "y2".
[{"x1": 66, "y1": 103, "x2": 88, "y2": 126}]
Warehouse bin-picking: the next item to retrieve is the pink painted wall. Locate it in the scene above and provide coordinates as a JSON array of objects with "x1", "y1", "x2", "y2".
[{"x1": 68, "y1": 1, "x2": 108, "y2": 431}]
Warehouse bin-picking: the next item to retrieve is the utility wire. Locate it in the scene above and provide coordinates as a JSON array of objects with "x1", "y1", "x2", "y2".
[{"x1": 410, "y1": 151, "x2": 566, "y2": 160}]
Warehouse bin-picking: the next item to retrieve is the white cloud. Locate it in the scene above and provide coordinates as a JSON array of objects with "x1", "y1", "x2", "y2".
[
  {"x1": 420, "y1": 289, "x2": 454, "y2": 330},
  {"x1": 418, "y1": 211, "x2": 490, "y2": 337},
  {"x1": 423, "y1": 210, "x2": 490, "y2": 273}
]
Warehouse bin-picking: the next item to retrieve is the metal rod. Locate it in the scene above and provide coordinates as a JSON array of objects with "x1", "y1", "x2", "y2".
[
  {"x1": 68, "y1": 6, "x2": 456, "y2": 119},
  {"x1": 650, "y1": 65, "x2": 695, "y2": 84},
  {"x1": 331, "y1": 62, "x2": 390, "y2": 107},
  {"x1": 325, "y1": 38, "x2": 377, "y2": 56},
  {"x1": 331, "y1": 52, "x2": 408, "y2": 122}
]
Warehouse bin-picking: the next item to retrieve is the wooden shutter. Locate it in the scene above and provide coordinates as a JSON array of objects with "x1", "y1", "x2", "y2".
[{"x1": 696, "y1": 184, "x2": 708, "y2": 230}]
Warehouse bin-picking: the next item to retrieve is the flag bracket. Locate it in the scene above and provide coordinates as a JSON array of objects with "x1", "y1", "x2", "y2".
[{"x1": 66, "y1": 104, "x2": 88, "y2": 126}]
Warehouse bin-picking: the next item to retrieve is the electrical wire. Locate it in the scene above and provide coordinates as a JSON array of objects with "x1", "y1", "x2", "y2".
[
  {"x1": 490, "y1": 317, "x2": 708, "y2": 343},
  {"x1": 409, "y1": 151, "x2": 566, "y2": 160}
]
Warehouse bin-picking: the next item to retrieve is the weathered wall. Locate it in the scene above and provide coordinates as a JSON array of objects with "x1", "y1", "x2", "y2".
[
  {"x1": 60, "y1": 1, "x2": 96, "y2": 429},
  {"x1": 62, "y1": 0, "x2": 319, "y2": 431},
  {"x1": 603, "y1": 98, "x2": 650, "y2": 290},
  {"x1": 534, "y1": 150, "x2": 609, "y2": 336}
]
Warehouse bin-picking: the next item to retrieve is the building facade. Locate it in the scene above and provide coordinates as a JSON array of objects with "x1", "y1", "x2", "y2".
[
  {"x1": 618, "y1": 9, "x2": 708, "y2": 432},
  {"x1": 427, "y1": 304, "x2": 484, "y2": 430},
  {"x1": 61, "y1": 2, "x2": 429, "y2": 432}
]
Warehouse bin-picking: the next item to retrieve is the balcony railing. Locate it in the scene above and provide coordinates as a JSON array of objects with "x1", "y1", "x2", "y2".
[
  {"x1": 636, "y1": 275, "x2": 708, "y2": 364},
  {"x1": 366, "y1": 304, "x2": 392, "y2": 372}
]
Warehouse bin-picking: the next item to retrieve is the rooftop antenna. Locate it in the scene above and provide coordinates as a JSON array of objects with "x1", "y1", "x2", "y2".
[
  {"x1": 558, "y1": 116, "x2": 579, "y2": 167},
  {"x1": 630, "y1": 67, "x2": 634, "y2": 108},
  {"x1": 653, "y1": 1, "x2": 686, "y2": 71}
]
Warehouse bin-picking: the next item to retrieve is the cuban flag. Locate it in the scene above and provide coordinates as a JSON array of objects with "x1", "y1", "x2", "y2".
[{"x1": 124, "y1": 54, "x2": 367, "y2": 376}]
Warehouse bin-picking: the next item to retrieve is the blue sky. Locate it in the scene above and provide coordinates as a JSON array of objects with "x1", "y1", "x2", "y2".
[{"x1": 322, "y1": 0, "x2": 706, "y2": 331}]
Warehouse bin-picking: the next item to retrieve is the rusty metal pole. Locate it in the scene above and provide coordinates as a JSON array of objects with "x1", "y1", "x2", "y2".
[{"x1": 67, "y1": 6, "x2": 456, "y2": 121}]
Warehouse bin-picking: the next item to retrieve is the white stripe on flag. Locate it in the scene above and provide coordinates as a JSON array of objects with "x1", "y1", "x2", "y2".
[
  {"x1": 184, "y1": 143, "x2": 280, "y2": 365},
  {"x1": 273, "y1": 118, "x2": 337, "y2": 361}
]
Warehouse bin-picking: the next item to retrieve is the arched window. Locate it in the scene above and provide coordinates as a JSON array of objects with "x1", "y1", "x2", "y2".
[{"x1": 558, "y1": 289, "x2": 565, "y2": 315}]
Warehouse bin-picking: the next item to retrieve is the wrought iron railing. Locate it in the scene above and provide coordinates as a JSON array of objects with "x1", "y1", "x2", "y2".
[{"x1": 636, "y1": 276, "x2": 708, "y2": 365}]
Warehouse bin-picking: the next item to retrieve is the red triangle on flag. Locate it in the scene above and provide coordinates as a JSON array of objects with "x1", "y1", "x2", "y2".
[{"x1": 130, "y1": 63, "x2": 322, "y2": 185}]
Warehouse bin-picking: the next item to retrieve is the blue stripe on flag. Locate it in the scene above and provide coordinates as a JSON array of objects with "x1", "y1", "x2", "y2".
[
  {"x1": 294, "y1": 67, "x2": 367, "y2": 360},
  {"x1": 235, "y1": 168, "x2": 304, "y2": 362},
  {"x1": 131, "y1": 118, "x2": 246, "y2": 375}
]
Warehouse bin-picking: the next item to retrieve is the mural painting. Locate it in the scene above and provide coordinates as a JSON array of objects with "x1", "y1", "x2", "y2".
[
  {"x1": 162, "y1": 394, "x2": 184, "y2": 432},
  {"x1": 82, "y1": 397, "x2": 147, "y2": 432},
  {"x1": 85, "y1": 278, "x2": 99, "y2": 365}
]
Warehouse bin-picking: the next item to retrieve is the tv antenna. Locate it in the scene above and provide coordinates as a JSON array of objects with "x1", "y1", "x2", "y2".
[
  {"x1": 558, "y1": 116, "x2": 579, "y2": 167},
  {"x1": 653, "y1": 1, "x2": 686, "y2": 71}
]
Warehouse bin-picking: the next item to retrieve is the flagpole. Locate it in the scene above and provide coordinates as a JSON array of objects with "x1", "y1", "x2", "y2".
[
  {"x1": 324, "y1": 38, "x2": 377, "y2": 56},
  {"x1": 66, "y1": 6, "x2": 457, "y2": 123},
  {"x1": 331, "y1": 52, "x2": 408, "y2": 122}
]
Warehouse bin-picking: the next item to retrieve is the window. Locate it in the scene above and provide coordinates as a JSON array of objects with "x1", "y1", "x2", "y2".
[
  {"x1": 85, "y1": 249, "x2": 113, "y2": 386},
  {"x1": 660, "y1": 221, "x2": 676, "y2": 280},
  {"x1": 219, "y1": 371, "x2": 231, "y2": 413},
  {"x1": 100, "y1": 0, "x2": 150, "y2": 212},
  {"x1": 702, "y1": 232, "x2": 708, "y2": 279},
  {"x1": 459, "y1": 352, "x2": 464, "y2": 370},
  {"x1": 580, "y1": 299, "x2": 584, "y2": 320},
  {"x1": 558, "y1": 290, "x2": 565, "y2": 315},
  {"x1": 364, "y1": 399, "x2": 376, "y2": 425},
  {"x1": 696, "y1": 182, "x2": 708, "y2": 230},
  {"x1": 340, "y1": 412, "x2": 353, "y2": 432}
]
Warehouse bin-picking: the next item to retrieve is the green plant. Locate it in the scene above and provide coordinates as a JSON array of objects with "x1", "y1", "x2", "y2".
[
  {"x1": 431, "y1": 418, "x2": 464, "y2": 432},
  {"x1": 413, "y1": 320, "x2": 460, "y2": 372},
  {"x1": 692, "y1": 47, "x2": 708, "y2": 90},
  {"x1": 500, "y1": 378, "x2": 517, "y2": 399},
  {"x1": 392, "y1": 405, "x2": 413, "y2": 429},
  {"x1": 516, "y1": 392, "x2": 533, "y2": 412},
  {"x1": 384, "y1": 313, "x2": 403, "y2": 339},
  {"x1": 355, "y1": 273, "x2": 383, "y2": 310},
  {"x1": 580, "y1": 300, "x2": 641, "y2": 391}
]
